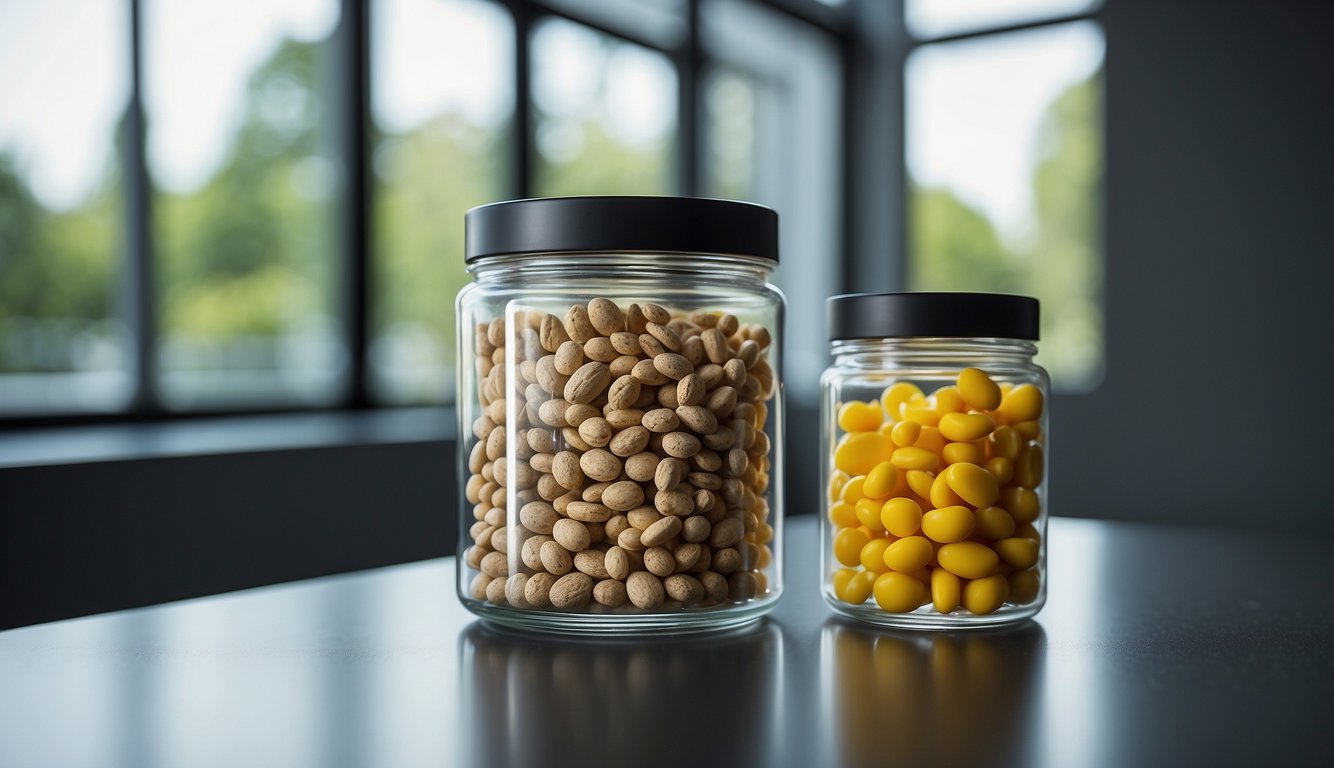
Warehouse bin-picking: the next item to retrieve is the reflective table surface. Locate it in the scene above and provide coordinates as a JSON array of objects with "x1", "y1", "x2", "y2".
[{"x1": 2, "y1": 516, "x2": 1331, "y2": 768}]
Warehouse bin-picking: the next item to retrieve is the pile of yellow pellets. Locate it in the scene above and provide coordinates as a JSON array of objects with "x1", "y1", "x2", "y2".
[{"x1": 827, "y1": 367, "x2": 1045, "y2": 616}]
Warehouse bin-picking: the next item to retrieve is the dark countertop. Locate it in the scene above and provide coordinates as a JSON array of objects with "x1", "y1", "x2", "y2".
[{"x1": 2, "y1": 516, "x2": 1331, "y2": 768}]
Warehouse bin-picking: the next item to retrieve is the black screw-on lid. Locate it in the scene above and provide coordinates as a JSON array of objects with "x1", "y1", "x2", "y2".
[
  {"x1": 827, "y1": 292, "x2": 1040, "y2": 341},
  {"x1": 465, "y1": 196, "x2": 779, "y2": 263}
]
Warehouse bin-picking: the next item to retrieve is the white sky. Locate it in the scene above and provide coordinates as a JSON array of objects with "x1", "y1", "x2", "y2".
[
  {"x1": 907, "y1": 0, "x2": 1099, "y2": 38},
  {"x1": 907, "y1": 20, "x2": 1104, "y2": 237}
]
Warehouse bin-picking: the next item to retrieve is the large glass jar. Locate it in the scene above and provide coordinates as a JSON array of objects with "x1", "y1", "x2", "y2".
[
  {"x1": 456, "y1": 196, "x2": 785, "y2": 634},
  {"x1": 820, "y1": 292, "x2": 1048, "y2": 629}
]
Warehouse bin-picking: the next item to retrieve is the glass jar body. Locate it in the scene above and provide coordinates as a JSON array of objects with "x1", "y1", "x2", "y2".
[
  {"x1": 456, "y1": 253, "x2": 785, "y2": 634},
  {"x1": 820, "y1": 338, "x2": 1049, "y2": 629}
]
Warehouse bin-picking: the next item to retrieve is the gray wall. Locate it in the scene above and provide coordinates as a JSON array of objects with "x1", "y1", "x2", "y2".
[{"x1": 1052, "y1": 0, "x2": 1333, "y2": 533}]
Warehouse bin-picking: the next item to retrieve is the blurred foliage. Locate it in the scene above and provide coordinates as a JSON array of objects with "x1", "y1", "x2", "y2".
[{"x1": 910, "y1": 73, "x2": 1103, "y2": 387}]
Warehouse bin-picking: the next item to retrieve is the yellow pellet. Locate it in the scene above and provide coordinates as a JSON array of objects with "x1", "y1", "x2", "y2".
[
  {"x1": 972, "y1": 505, "x2": 1017, "y2": 540},
  {"x1": 883, "y1": 535, "x2": 933, "y2": 572},
  {"x1": 890, "y1": 420, "x2": 921, "y2": 448},
  {"x1": 921, "y1": 505, "x2": 975, "y2": 543},
  {"x1": 1008, "y1": 569, "x2": 1040, "y2": 604},
  {"x1": 937, "y1": 541, "x2": 1000, "y2": 579},
  {"x1": 880, "y1": 382, "x2": 924, "y2": 419},
  {"x1": 835, "y1": 568, "x2": 876, "y2": 604},
  {"x1": 995, "y1": 537, "x2": 1040, "y2": 569},
  {"x1": 832, "y1": 567, "x2": 857, "y2": 599},
  {"x1": 930, "y1": 468, "x2": 968, "y2": 509},
  {"x1": 906, "y1": 470, "x2": 936, "y2": 500},
  {"x1": 962, "y1": 575, "x2": 1010, "y2": 615},
  {"x1": 891, "y1": 446, "x2": 940, "y2": 471},
  {"x1": 932, "y1": 385, "x2": 967, "y2": 414},
  {"x1": 838, "y1": 400, "x2": 884, "y2": 433},
  {"x1": 855, "y1": 498, "x2": 887, "y2": 532},
  {"x1": 945, "y1": 462, "x2": 999, "y2": 508},
  {"x1": 957, "y1": 367, "x2": 1002, "y2": 410},
  {"x1": 931, "y1": 568, "x2": 962, "y2": 613},
  {"x1": 998, "y1": 487, "x2": 1039, "y2": 525},
  {"x1": 860, "y1": 537, "x2": 893, "y2": 573},
  {"x1": 938, "y1": 412, "x2": 996, "y2": 442},
  {"x1": 999, "y1": 383, "x2": 1044, "y2": 423},
  {"x1": 829, "y1": 501, "x2": 860, "y2": 529},
  {"x1": 880, "y1": 497, "x2": 923, "y2": 538},
  {"x1": 901, "y1": 405, "x2": 942, "y2": 427},
  {"x1": 1013, "y1": 443, "x2": 1044, "y2": 489},
  {"x1": 834, "y1": 432, "x2": 894, "y2": 476},
  {"x1": 984, "y1": 456, "x2": 1014, "y2": 485},
  {"x1": 916, "y1": 426, "x2": 946, "y2": 455},
  {"x1": 1013, "y1": 420, "x2": 1042, "y2": 441},
  {"x1": 1014, "y1": 523, "x2": 1041, "y2": 542},
  {"x1": 942, "y1": 441, "x2": 985, "y2": 466},
  {"x1": 862, "y1": 460, "x2": 898, "y2": 499},
  {"x1": 834, "y1": 527, "x2": 870, "y2": 567},
  {"x1": 840, "y1": 475, "x2": 866, "y2": 505},
  {"x1": 874, "y1": 571, "x2": 926, "y2": 613},
  {"x1": 988, "y1": 426, "x2": 1022, "y2": 460},
  {"x1": 828, "y1": 469, "x2": 850, "y2": 501}
]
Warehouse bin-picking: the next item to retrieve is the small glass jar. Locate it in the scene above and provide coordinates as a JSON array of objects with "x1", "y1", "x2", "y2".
[
  {"x1": 456, "y1": 196, "x2": 785, "y2": 634},
  {"x1": 820, "y1": 292, "x2": 1048, "y2": 629}
]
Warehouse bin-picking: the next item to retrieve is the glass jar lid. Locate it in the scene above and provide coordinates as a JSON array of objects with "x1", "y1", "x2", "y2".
[
  {"x1": 464, "y1": 196, "x2": 779, "y2": 263},
  {"x1": 827, "y1": 292, "x2": 1040, "y2": 341}
]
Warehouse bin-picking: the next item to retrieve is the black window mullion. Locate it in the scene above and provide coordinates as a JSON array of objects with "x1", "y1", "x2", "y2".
[
  {"x1": 513, "y1": 2, "x2": 533, "y2": 199},
  {"x1": 677, "y1": 0, "x2": 701, "y2": 197},
  {"x1": 339, "y1": 0, "x2": 372, "y2": 408},
  {"x1": 126, "y1": 0, "x2": 159, "y2": 415}
]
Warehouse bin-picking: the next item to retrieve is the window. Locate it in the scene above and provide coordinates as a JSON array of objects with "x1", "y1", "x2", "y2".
[
  {"x1": 905, "y1": 3, "x2": 1106, "y2": 389},
  {"x1": 0, "y1": 0, "x2": 845, "y2": 423}
]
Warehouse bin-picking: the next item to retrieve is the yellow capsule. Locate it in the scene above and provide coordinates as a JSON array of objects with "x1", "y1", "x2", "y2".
[
  {"x1": 855, "y1": 498, "x2": 887, "y2": 532},
  {"x1": 942, "y1": 441, "x2": 985, "y2": 465},
  {"x1": 1014, "y1": 420, "x2": 1042, "y2": 440},
  {"x1": 828, "y1": 469, "x2": 850, "y2": 501},
  {"x1": 973, "y1": 505, "x2": 1017, "y2": 539},
  {"x1": 998, "y1": 487, "x2": 1040, "y2": 525},
  {"x1": 937, "y1": 541, "x2": 1000, "y2": 579},
  {"x1": 901, "y1": 405, "x2": 942, "y2": 427},
  {"x1": 834, "y1": 568, "x2": 876, "y2": 604},
  {"x1": 998, "y1": 383, "x2": 1044, "y2": 423},
  {"x1": 1014, "y1": 523, "x2": 1042, "y2": 542},
  {"x1": 828, "y1": 501, "x2": 859, "y2": 529},
  {"x1": 890, "y1": 420, "x2": 921, "y2": 447},
  {"x1": 880, "y1": 497, "x2": 923, "y2": 538},
  {"x1": 834, "y1": 432, "x2": 893, "y2": 476},
  {"x1": 834, "y1": 527, "x2": 870, "y2": 567},
  {"x1": 906, "y1": 469, "x2": 936, "y2": 500},
  {"x1": 891, "y1": 446, "x2": 940, "y2": 471},
  {"x1": 883, "y1": 535, "x2": 933, "y2": 572},
  {"x1": 930, "y1": 467, "x2": 968, "y2": 509},
  {"x1": 984, "y1": 456, "x2": 1014, "y2": 485},
  {"x1": 945, "y1": 462, "x2": 999, "y2": 508},
  {"x1": 862, "y1": 460, "x2": 898, "y2": 499},
  {"x1": 832, "y1": 567, "x2": 856, "y2": 596},
  {"x1": 1008, "y1": 569, "x2": 1040, "y2": 604},
  {"x1": 932, "y1": 385, "x2": 967, "y2": 413},
  {"x1": 957, "y1": 367, "x2": 1002, "y2": 410},
  {"x1": 874, "y1": 571, "x2": 926, "y2": 613},
  {"x1": 988, "y1": 426, "x2": 1022, "y2": 460},
  {"x1": 878, "y1": 421, "x2": 896, "y2": 437},
  {"x1": 995, "y1": 537, "x2": 1040, "y2": 569},
  {"x1": 840, "y1": 475, "x2": 866, "y2": 505},
  {"x1": 931, "y1": 567, "x2": 962, "y2": 613},
  {"x1": 939, "y1": 412, "x2": 996, "y2": 442},
  {"x1": 860, "y1": 537, "x2": 893, "y2": 573},
  {"x1": 962, "y1": 574, "x2": 1010, "y2": 615},
  {"x1": 916, "y1": 426, "x2": 946, "y2": 454},
  {"x1": 880, "y1": 382, "x2": 924, "y2": 419},
  {"x1": 921, "y1": 505, "x2": 975, "y2": 543},
  {"x1": 838, "y1": 400, "x2": 884, "y2": 433},
  {"x1": 1013, "y1": 443, "x2": 1044, "y2": 489}
]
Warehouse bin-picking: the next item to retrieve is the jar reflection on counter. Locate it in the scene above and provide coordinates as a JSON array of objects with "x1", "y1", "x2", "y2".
[
  {"x1": 456, "y1": 197, "x2": 786, "y2": 634},
  {"x1": 820, "y1": 293, "x2": 1049, "y2": 629}
]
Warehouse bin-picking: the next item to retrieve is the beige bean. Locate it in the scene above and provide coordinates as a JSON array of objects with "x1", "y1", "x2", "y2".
[
  {"x1": 552, "y1": 518, "x2": 591, "y2": 552},
  {"x1": 564, "y1": 361, "x2": 610, "y2": 405},
  {"x1": 607, "y1": 375, "x2": 640, "y2": 410},
  {"x1": 554, "y1": 340, "x2": 585, "y2": 376},
  {"x1": 610, "y1": 331, "x2": 642, "y2": 355},
  {"x1": 700, "y1": 571, "x2": 729, "y2": 603},
  {"x1": 521, "y1": 535, "x2": 550, "y2": 570},
  {"x1": 677, "y1": 373, "x2": 705, "y2": 407},
  {"x1": 549, "y1": 572, "x2": 594, "y2": 609},
  {"x1": 605, "y1": 514, "x2": 631, "y2": 541},
  {"x1": 587, "y1": 298, "x2": 624, "y2": 335},
  {"x1": 627, "y1": 506, "x2": 664, "y2": 530},
  {"x1": 581, "y1": 482, "x2": 610, "y2": 502},
  {"x1": 698, "y1": 363, "x2": 725, "y2": 389},
  {"x1": 640, "y1": 303, "x2": 671, "y2": 325},
  {"x1": 604, "y1": 546, "x2": 631, "y2": 580},
  {"x1": 470, "y1": 573, "x2": 492, "y2": 601},
  {"x1": 520, "y1": 501, "x2": 558, "y2": 535},
  {"x1": 682, "y1": 515, "x2": 711, "y2": 543},
  {"x1": 583, "y1": 337, "x2": 619, "y2": 363},
  {"x1": 564, "y1": 304, "x2": 597, "y2": 343},
  {"x1": 505, "y1": 573, "x2": 530, "y2": 607},
  {"x1": 653, "y1": 353, "x2": 693, "y2": 381},
  {"x1": 693, "y1": 448, "x2": 723, "y2": 472},
  {"x1": 642, "y1": 408, "x2": 680, "y2": 433},
  {"x1": 709, "y1": 517, "x2": 745, "y2": 549},
  {"x1": 485, "y1": 576, "x2": 508, "y2": 604},
  {"x1": 610, "y1": 354, "x2": 639, "y2": 378},
  {"x1": 641, "y1": 516, "x2": 683, "y2": 548},
  {"x1": 525, "y1": 572, "x2": 557, "y2": 607},
  {"x1": 566, "y1": 501, "x2": 612, "y2": 523},
  {"x1": 605, "y1": 407, "x2": 645, "y2": 430},
  {"x1": 602, "y1": 480, "x2": 645, "y2": 512},
  {"x1": 656, "y1": 383, "x2": 680, "y2": 409},
  {"x1": 631, "y1": 358, "x2": 670, "y2": 386},
  {"x1": 717, "y1": 313, "x2": 739, "y2": 336},
  {"x1": 664, "y1": 574, "x2": 705, "y2": 604},
  {"x1": 608, "y1": 425, "x2": 650, "y2": 457},
  {"x1": 676, "y1": 405, "x2": 718, "y2": 434},
  {"x1": 727, "y1": 447, "x2": 749, "y2": 477},
  {"x1": 578, "y1": 417, "x2": 613, "y2": 448},
  {"x1": 563, "y1": 403, "x2": 600, "y2": 427},
  {"x1": 662, "y1": 432, "x2": 701, "y2": 458},
  {"x1": 645, "y1": 322, "x2": 683, "y2": 352},
  {"x1": 643, "y1": 547, "x2": 676, "y2": 578},
  {"x1": 673, "y1": 542, "x2": 703, "y2": 572},
  {"x1": 682, "y1": 336, "x2": 705, "y2": 367},
  {"x1": 654, "y1": 489, "x2": 695, "y2": 517},
  {"x1": 626, "y1": 303, "x2": 648, "y2": 334},
  {"x1": 713, "y1": 546, "x2": 742, "y2": 574},
  {"x1": 654, "y1": 456, "x2": 686, "y2": 491},
  {"x1": 538, "y1": 398, "x2": 570, "y2": 427},
  {"x1": 574, "y1": 549, "x2": 610, "y2": 579},
  {"x1": 701, "y1": 327, "x2": 730, "y2": 364},
  {"x1": 552, "y1": 451, "x2": 584, "y2": 490},
  {"x1": 723, "y1": 358, "x2": 747, "y2": 387},
  {"x1": 540, "y1": 540, "x2": 574, "y2": 575},
  {"x1": 480, "y1": 550, "x2": 508, "y2": 578},
  {"x1": 617, "y1": 527, "x2": 645, "y2": 552},
  {"x1": 627, "y1": 571, "x2": 666, "y2": 609},
  {"x1": 639, "y1": 333, "x2": 668, "y2": 358},
  {"x1": 593, "y1": 579, "x2": 628, "y2": 607},
  {"x1": 624, "y1": 452, "x2": 660, "y2": 482},
  {"x1": 579, "y1": 448, "x2": 621, "y2": 482},
  {"x1": 540, "y1": 313, "x2": 571, "y2": 353}
]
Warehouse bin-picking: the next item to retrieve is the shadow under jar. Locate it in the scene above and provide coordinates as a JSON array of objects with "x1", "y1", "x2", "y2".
[
  {"x1": 821, "y1": 293, "x2": 1049, "y2": 629},
  {"x1": 456, "y1": 197, "x2": 785, "y2": 634}
]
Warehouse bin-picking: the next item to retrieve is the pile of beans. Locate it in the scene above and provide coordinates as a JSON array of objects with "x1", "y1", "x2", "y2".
[
  {"x1": 827, "y1": 367, "x2": 1044, "y2": 615},
  {"x1": 465, "y1": 298, "x2": 777, "y2": 611}
]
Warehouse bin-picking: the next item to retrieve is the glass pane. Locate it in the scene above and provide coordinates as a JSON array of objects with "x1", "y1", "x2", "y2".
[
  {"x1": 532, "y1": 18, "x2": 677, "y2": 197},
  {"x1": 0, "y1": 0, "x2": 130, "y2": 414},
  {"x1": 145, "y1": 0, "x2": 344, "y2": 409},
  {"x1": 907, "y1": 0, "x2": 1100, "y2": 40},
  {"x1": 370, "y1": 0, "x2": 513, "y2": 405},
  {"x1": 907, "y1": 22, "x2": 1105, "y2": 389},
  {"x1": 538, "y1": 0, "x2": 685, "y2": 49}
]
